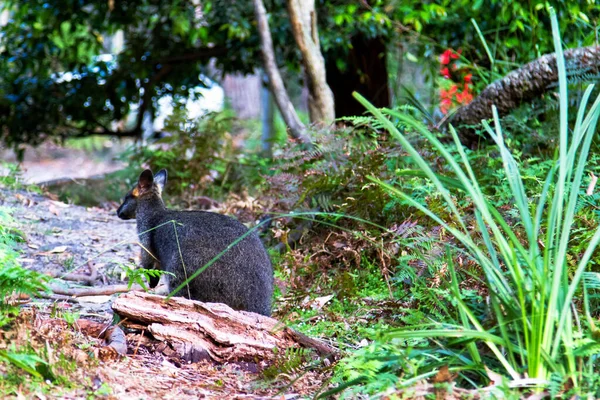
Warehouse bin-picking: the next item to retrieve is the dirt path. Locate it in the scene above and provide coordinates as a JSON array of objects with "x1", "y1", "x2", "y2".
[
  {"x1": 0, "y1": 187, "x2": 325, "y2": 399},
  {"x1": 1, "y1": 140, "x2": 127, "y2": 184}
]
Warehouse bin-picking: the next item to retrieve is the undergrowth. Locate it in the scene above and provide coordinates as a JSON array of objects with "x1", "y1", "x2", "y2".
[
  {"x1": 0, "y1": 207, "x2": 49, "y2": 325},
  {"x1": 324, "y1": 11, "x2": 600, "y2": 398}
]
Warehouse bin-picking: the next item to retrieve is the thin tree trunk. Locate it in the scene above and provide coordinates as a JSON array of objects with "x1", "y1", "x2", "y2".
[
  {"x1": 446, "y1": 46, "x2": 600, "y2": 145},
  {"x1": 252, "y1": 0, "x2": 312, "y2": 145},
  {"x1": 261, "y1": 72, "x2": 275, "y2": 158},
  {"x1": 287, "y1": 0, "x2": 335, "y2": 124}
]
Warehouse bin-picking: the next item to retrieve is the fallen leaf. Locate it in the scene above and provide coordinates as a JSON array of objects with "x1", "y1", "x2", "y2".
[
  {"x1": 27, "y1": 243, "x2": 39, "y2": 249},
  {"x1": 484, "y1": 366, "x2": 505, "y2": 385},
  {"x1": 310, "y1": 294, "x2": 334, "y2": 310},
  {"x1": 48, "y1": 200, "x2": 69, "y2": 208},
  {"x1": 15, "y1": 193, "x2": 34, "y2": 207},
  {"x1": 432, "y1": 365, "x2": 457, "y2": 383},
  {"x1": 49, "y1": 246, "x2": 68, "y2": 254}
]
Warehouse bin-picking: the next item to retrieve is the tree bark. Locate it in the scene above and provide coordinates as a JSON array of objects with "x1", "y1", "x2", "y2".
[
  {"x1": 252, "y1": 0, "x2": 312, "y2": 145},
  {"x1": 287, "y1": 0, "x2": 335, "y2": 124},
  {"x1": 112, "y1": 291, "x2": 338, "y2": 363},
  {"x1": 261, "y1": 72, "x2": 275, "y2": 158},
  {"x1": 446, "y1": 46, "x2": 600, "y2": 144}
]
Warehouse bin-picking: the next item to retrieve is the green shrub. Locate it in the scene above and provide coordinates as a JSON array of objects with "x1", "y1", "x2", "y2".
[{"x1": 125, "y1": 108, "x2": 270, "y2": 202}]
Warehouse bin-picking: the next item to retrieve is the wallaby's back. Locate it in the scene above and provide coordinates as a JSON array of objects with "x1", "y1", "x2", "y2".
[
  {"x1": 147, "y1": 210, "x2": 273, "y2": 315},
  {"x1": 117, "y1": 169, "x2": 274, "y2": 316}
]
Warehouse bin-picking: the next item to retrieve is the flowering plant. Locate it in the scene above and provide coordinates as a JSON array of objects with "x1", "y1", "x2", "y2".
[{"x1": 438, "y1": 49, "x2": 473, "y2": 114}]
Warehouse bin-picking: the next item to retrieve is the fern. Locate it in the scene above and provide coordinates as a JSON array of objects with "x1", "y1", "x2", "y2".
[
  {"x1": 0, "y1": 208, "x2": 49, "y2": 324},
  {"x1": 262, "y1": 347, "x2": 307, "y2": 380}
]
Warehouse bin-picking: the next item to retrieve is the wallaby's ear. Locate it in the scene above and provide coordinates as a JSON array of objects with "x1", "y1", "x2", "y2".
[
  {"x1": 154, "y1": 169, "x2": 167, "y2": 193},
  {"x1": 138, "y1": 169, "x2": 154, "y2": 190}
]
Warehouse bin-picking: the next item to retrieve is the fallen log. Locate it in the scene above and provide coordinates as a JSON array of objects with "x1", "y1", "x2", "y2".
[{"x1": 112, "y1": 291, "x2": 338, "y2": 364}]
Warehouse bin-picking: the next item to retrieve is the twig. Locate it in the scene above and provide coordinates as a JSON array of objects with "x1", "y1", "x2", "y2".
[{"x1": 47, "y1": 262, "x2": 98, "y2": 285}]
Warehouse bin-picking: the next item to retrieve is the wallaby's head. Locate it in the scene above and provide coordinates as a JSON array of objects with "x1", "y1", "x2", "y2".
[{"x1": 116, "y1": 169, "x2": 167, "y2": 220}]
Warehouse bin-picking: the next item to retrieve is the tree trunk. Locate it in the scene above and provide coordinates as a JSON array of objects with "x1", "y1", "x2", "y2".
[
  {"x1": 287, "y1": 0, "x2": 335, "y2": 124},
  {"x1": 252, "y1": 0, "x2": 312, "y2": 145},
  {"x1": 326, "y1": 35, "x2": 390, "y2": 118},
  {"x1": 446, "y1": 46, "x2": 600, "y2": 145},
  {"x1": 261, "y1": 73, "x2": 275, "y2": 158}
]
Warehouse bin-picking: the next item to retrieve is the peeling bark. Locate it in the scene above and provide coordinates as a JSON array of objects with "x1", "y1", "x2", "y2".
[
  {"x1": 446, "y1": 46, "x2": 600, "y2": 144},
  {"x1": 287, "y1": 0, "x2": 335, "y2": 124},
  {"x1": 112, "y1": 291, "x2": 338, "y2": 363}
]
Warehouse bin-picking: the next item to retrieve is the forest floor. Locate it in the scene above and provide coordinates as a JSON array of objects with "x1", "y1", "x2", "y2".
[{"x1": 0, "y1": 185, "x2": 330, "y2": 399}]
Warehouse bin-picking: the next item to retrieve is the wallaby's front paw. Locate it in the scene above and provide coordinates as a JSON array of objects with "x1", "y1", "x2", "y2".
[{"x1": 151, "y1": 283, "x2": 170, "y2": 296}]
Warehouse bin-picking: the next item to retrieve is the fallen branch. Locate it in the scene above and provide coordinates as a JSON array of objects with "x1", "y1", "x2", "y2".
[
  {"x1": 36, "y1": 292, "x2": 81, "y2": 302},
  {"x1": 445, "y1": 46, "x2": 600, "y2": 145},
  {"x1": 49, "y1": 284, "x2": 143, "y2": 297},
  {"x1": 47, "y1": 262, "x2": 98, "y2": 285},
  {"x1": 112, "y1": 291, "x2": 338, "y2": 363}
]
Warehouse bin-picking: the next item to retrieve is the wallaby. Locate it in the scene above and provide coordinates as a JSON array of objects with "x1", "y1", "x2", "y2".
[{"x1": 116, "y1": 169, "x2": 273, "y2": 316}]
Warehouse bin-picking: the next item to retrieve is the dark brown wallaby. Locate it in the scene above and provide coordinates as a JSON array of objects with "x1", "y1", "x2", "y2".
[{"x1": 117, "y1": 169, "x2": 273, "y2": 316}]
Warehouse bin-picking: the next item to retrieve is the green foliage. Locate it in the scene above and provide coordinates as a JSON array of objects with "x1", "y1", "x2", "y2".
[
  {"x1": 398, "y1": 1, "x2": 598, "y2": 81},
  {"x1": 0, "y1": 0, "x2": 215, "y2": 150},
  {"x1": 0, "y1": 334, "x2": 84, "y2": 396},
  {"x1": 337, "y1": 10, "x2": 600, "y2": 395},
  {"x1": 2, "y1": 0, "x2": 597, "y2": 150},
  {"x1": 0, "y1": 208, "x2": 49, "y2": 325},
  {"x1": 126, "y1": 109, "x2": 268, "y2": 201},
  {"x1": 121, "y1": 263, "x2": 172, "y2": 291},
  {"x1": 262, "y1": 347, "x2": 307, "y2": 381},
  {"x1": 0, "y1": 347, "x2": 50, "y2": 380},
  {"x1": 0, "y1": 163, "x2": 41, "y2": 193},
  {"x1": 267, "y1": 125, "x2": 405, "y2": 225}
]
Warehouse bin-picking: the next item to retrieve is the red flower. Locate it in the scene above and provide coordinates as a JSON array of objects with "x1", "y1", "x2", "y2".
[
  {"x1": 464, "y1": 73, "x2": 472, "y2": 83},
  {"x1": 440, "y1": 67, "x2": 450, "y2": 79},
  {"x1": 440, "y1": 49, "x2": 452, "y2": 65},
  {"x1": 440, "y1": 98, "x2": 452, "y2": 114},
  {"x1": 440, "y1": 85, "x2": 458, "y2": 98},
  {"x1": 440, "y1": 49, "x2": 460, "y2": 65},
  {"x1": 455, "y1": 83, "x2": 473, "y2": 105}
]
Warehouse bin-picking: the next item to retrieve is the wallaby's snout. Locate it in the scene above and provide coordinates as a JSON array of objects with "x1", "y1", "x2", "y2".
[
  {"x1": 116, "y1": 187, "x2": 139, "y2": 220},
  {"x1": 116, "y1": 196, "x2": 136, "y2": 220}
]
